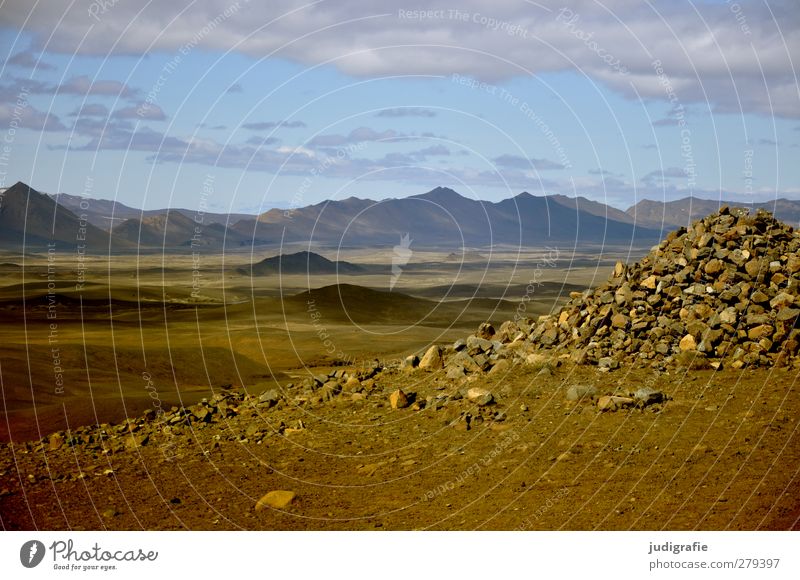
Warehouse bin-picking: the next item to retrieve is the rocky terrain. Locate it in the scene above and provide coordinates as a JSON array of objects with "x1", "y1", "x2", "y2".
[{"x1": 1, "y1": 207, "x2": 798, "y2": 530}]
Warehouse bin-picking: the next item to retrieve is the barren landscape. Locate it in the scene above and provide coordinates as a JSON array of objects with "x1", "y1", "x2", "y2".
[{"x1": 1, "y1": 196, "x2": 798, "y2": 531}]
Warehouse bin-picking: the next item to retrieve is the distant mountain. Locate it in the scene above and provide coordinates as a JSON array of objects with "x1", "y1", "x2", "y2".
[
  {"x1": 231, "y1": 186, "x2": 662, "y2": 248},
  {"x1": 0, "y1": 182, "x2": 122, "y2": 251},
  {"x1": 548, "y1": 194, "x2": 635, "y2": 224},
  {"x1": 626, "y1": 197, "x2": 800, "y2": 229},
  {"x1": 241, "y1": 251, "x2": 364, "y2": 276},
  {"x1": 50, "y1": 192, "x2": 254, "y2": 231},
  {"x1": 112, "y1": 211, "x2": 252, "y2": 249}
]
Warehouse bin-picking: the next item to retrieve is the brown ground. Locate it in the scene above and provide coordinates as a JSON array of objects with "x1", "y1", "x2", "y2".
[
  {"x1": 1, "y1": 247, "x2": 798, "y2": 530},
  {"x1": 1, "y1": 362, "x2": 798, "y2": 530}
]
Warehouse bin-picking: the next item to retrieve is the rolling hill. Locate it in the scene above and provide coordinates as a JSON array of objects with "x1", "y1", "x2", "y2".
[{"x1": 241, "y1": 251, "x2": 364, "y2": 276}]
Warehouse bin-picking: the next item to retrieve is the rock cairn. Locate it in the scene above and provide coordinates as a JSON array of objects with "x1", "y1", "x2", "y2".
[{"x1": 427, "y1": 207, "x2": 800, "y2": 374}]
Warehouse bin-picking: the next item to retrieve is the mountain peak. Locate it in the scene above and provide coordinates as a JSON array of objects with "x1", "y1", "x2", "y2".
[{"x1": 413, "y1": 186, "x2": 465, "y2": 202}]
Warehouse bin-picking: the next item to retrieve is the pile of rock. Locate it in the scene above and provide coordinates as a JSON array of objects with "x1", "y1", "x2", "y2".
[
  {"x1": 534, "y1": 207, "x2": 800, "y2": 368},
  {"x1": 414, "y1": 207, "x2": 800, "y2": 373}
]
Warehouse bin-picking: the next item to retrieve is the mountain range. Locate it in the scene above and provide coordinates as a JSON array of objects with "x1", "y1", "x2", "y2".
[{"x1": 3, "y1": 181, "x2": 800, "y2": 252}]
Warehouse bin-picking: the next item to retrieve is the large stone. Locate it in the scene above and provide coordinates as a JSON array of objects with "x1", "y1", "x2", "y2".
[
  {"x1": 255, "y1": 490, "x2": 296, "y2": 511},
  {"x1": 452, "y1": 350, "x2": 481, "y2": 373},
  {"x1": 466, "y1": 387, "x2": 494, "y2": 406},
  {"x1": 611, "y1": 313, "x2": 629, "y2": 329},
  {"x1": 777, "y1": 308, "x2": 800, "y2": 322},
  {"x1": 419, "y1": 345, "x2": 444, "y2": 370},
  {"x1": 748, "y1": 324, "x2": 774, "y2": 340},
  {"x1": 476, "y1": 322, "x2": 495, "y2": 340},
  {"x1": 679, "y1": 334, "x2": 697, "y2": 351},
  {"x1": 598, "y1": 357, "x2": 619, "y2": 370},
  {"x1": 641, "y1": 275, "x2": 658, "y2": 290},
  {"x1": 597, "y1": 396, "x2": 635, "y2": 412},
  {"x1": 446, "y1": 365, "x2": 466, "y2": 380},
  {"x1": 402, "y1": 355, "x2": 419, "y2": 370},
  {"x1": 389, "y1": 390, "x2": 410, "y2": 409},
  {"x1": 488, "y1": 359, "x2": 510, "y2": 376},
  {"x1": 466, "y1": 335, "x2": 493, "y2": 354}
]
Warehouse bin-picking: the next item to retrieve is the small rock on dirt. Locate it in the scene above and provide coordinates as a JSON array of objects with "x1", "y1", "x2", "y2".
[
  {"x1": 389, "y1": 389, "x2": 410, "y2": 409},
  {"x1": 255, "y1": 490, "x2": 296, "y2": 511}
]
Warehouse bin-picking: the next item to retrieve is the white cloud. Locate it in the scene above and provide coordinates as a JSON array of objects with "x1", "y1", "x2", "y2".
[{"x1": 5, "y1": 0, "x2": 797, "y2": 117}]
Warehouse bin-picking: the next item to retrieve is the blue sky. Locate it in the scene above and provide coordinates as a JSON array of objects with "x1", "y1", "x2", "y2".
[{"x1": 0, "y1": 0, "x2": 797, "y2": 213}]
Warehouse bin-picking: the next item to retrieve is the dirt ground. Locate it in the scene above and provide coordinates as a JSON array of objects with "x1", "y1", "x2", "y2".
[{"x1": 1, "y1": 362, "x2": 798, "y2": 530}]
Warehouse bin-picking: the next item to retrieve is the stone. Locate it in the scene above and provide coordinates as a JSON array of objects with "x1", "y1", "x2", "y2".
[
  {"x1": 389, "y1": 390, "x2": 410, "y2": 409},
  {"x1": 598, "y1": 357, "x2": 619, "y2": 370},
  {"x1": 771, "y1": 292, "x2": 795, "y2": 309},
  {"x1": 466, "y1": 387, "x2": 494, "y2": 406},
  {"x1": 488, "y1": 359, "x2": 510, "y2": 376},
  {"x1": 748, "y1": 324, "x2": 774, "y2": 340},
  {"x1": 477, "y1": 322, "x2": 495, "y2": 340},
  {"x1": 343, "y1": 376, "x2": 362, "y2": 392},
  {"x1": 611, "y1": 313, "x2": 629, "y2": 329},
  {"x1": 566, "y1": 384, "x2": 597, "y2": 401},
  {"x1": 719, "y1": 307, "x2": 738, "y2": 325},
  {"x1": 704, "y1": 259, "x2": 724, "y2": 275},
  {"x1": 48, "y1": 433, "x2": 64, "y2": 451},
  {"x1": 597, "y1": 396, "x2": 635, "y2": 412},
  {"x1": 641, "y1": 275, "x2": 658, "y2": 289},
  {"x1": 446, "y1": 365, "x2": 465, "y2": 380},
  {"x1": 124, "y1": 434, "x2": 149, "y2": 450},
  {"x1": 679, "y1": 334, "x2": 697, "y2": 351},
  {"x1": 258, "y1": 389, "x2": 281, "y2": 408},
  {"x1": 402, "y1": 355, "x2": 419, "y2": 370},
  {"x1": 745, "y1": 259, "x2": 764, "y2": 278},
  {"x1": 255, "y1": 490, "x2": 296, "y2": 511},
  {"x1": 451, "y1": 351, "x2": 481, "y2": 373},
  {"x1": 419, "y1": 345, "x2": 444, "y2": 370},
  {"x1": 777, "y1": 308, "x2": 800, "y2": 322},
  {"x1": 466, "y1": 335, "x2": 493, "y2": 354},
  {"x1": 633, "y1": 387, "x2": 665, "y2": 406},
  {"x1": 320, "y1": 381, "x2": 341, "y2": 401}
]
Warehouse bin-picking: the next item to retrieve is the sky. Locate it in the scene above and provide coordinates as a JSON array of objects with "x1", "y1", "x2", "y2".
[{"x1": 0, "y1": 0, "x2": 798, "y2": 213}]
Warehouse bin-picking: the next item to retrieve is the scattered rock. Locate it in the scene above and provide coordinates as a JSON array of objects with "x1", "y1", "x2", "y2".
[
  {"x1": 400, "y1": 355, "x2": 417, "y2": 370},
  {"x1": 258, "y1": 389, "x2": 281, "y2": 408},
  {"x1": 597, "y1": 396, "x2": 635, "y2": 412},
  {"x1": 389, "y1": 389, "x2": 410, "y2": 409},
  {"x1": 598, "y1": 357, "x2": 619, "y2": 371},
  {"x1": 466, "y1": 387, "x2": 494, "y2": 406},
  {"x1": 632, "y1": 387, "x2": 665, "y2": 407},
  {"x1": 566, "y1": 385, "x2": 597, "y2": 401},
  {"x1": 255, "y1": 490, "x2": 296, "y2": 511}
]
